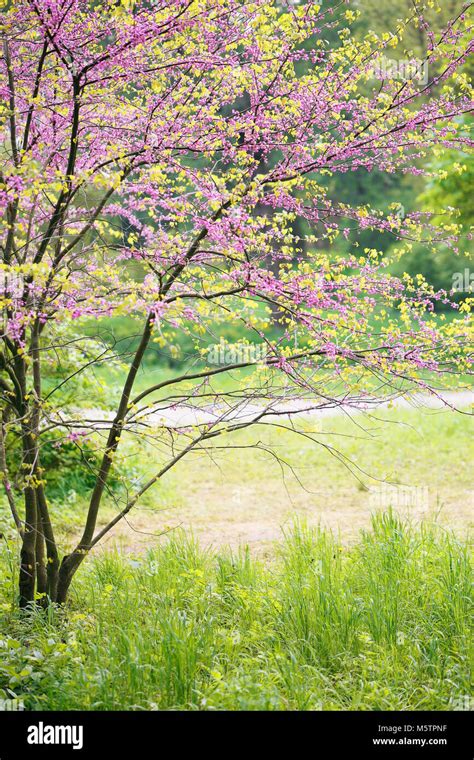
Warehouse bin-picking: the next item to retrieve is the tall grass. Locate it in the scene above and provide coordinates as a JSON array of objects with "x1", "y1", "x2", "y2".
[{"x1": 0, "y1": 512, "x2": 471, "y2": 711}]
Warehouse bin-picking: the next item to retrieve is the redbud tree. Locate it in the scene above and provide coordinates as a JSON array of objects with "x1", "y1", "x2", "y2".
[{"x1": 0, "y1": 0, "x2": 472, "y2": 606}]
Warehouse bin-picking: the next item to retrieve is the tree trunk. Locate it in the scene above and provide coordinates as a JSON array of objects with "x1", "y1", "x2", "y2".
[
  {"x1": 46, "y1": 552, "x2": 60, "y2": 603},
  {"x1": 56, "y1": 570, "x2": 71, "y2": 605},
  {"x1": 37, "y1": 484, "x2": 59, "y2": 602},
  {"x1": 19, "y1": 491, "x2": 37, "y2": 608},
  {"x1": 35, "y1": 525, "x2": 48, "y2": 605},
  {"x1": 56, "y1": 551, "x2": 83, "y2": 604},
  {"x1": 19, "y1": 547, "x2": 36, "y2": 608}
]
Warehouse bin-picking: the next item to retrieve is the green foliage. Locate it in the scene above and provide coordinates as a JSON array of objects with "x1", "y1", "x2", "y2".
[
  {"x1": 0, "y1": 516, "x2": 471, "y2": 710},
  {"x1": 420, "y1": 147, "x2": 474, "y2": 230},
  {"x1": 390, "y1": 122, "x2": 473, "y2": 299},
  {"x1": 6, "y1": 430, "x2": 137, "y2": 505}
]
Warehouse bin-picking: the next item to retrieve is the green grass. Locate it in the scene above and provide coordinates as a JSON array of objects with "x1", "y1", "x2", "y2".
[
  {"x1": 0, "y1": 512, "x2": 471, "y2": 711},
  {"x1": 86, "y1": 405, "x2": 471, "y2": 553}
]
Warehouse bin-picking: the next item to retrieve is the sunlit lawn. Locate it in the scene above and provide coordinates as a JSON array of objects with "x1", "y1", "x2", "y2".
[{"x1": 49, "y1": 403, "x2": 472, "y2": 555}]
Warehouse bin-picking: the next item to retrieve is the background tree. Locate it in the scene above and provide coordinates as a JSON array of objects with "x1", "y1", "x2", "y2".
[{"x1": 0, "y1": 0, "x2": 472, "y2": 607}]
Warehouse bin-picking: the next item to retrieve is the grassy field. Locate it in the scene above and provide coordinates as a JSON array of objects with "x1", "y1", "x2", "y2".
[
  {"x1": 0, "y1": 399, "x2": 471, "y2": 712},
  {"x1": 0, "y1": 513, "x2": 471, "y2": 711},
  {"x1": 70, "y1": 403, "x2": 472, "y2": 555}
]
